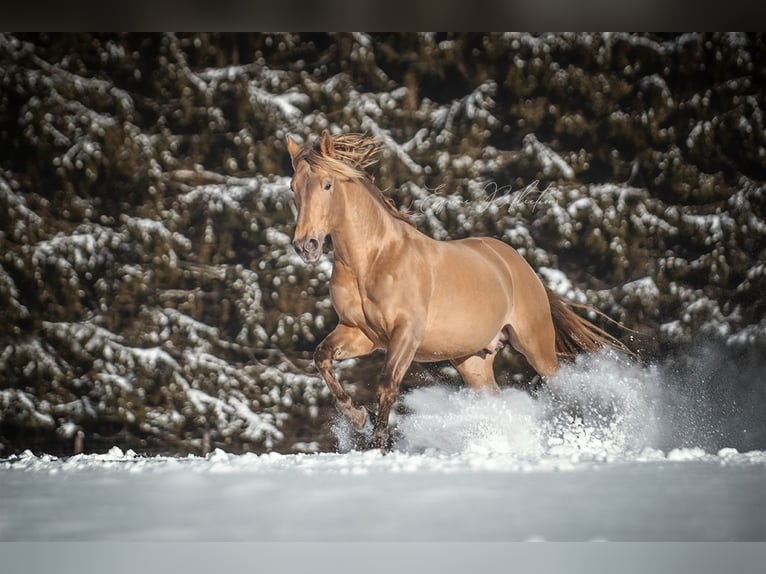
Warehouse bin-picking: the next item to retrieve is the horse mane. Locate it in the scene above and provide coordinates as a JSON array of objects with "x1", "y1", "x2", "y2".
[{"x1": 299, "y1": 133, "x2": 414, "y2": 226}]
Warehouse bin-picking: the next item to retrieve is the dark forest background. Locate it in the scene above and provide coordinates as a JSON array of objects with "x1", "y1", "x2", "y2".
[{"x1": 1, "y1": 33, "x2": 765, "y2": 456}]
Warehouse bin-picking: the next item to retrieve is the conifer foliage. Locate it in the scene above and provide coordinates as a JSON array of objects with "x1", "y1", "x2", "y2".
[{"x1": 1, "y1": 33, "x2": 764, "y2": 454}]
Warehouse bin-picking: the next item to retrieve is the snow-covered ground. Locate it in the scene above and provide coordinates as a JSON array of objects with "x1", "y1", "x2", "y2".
[
  {"x1": 2, "y1": 351, "x2": 764, "y2": 541},
  {"x1": 2, "y1": 445, "x2": 764, "y2": 541}
]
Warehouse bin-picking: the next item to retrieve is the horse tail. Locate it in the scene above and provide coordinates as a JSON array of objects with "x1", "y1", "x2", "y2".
[{"x1": 545, "y1": 285, "x2": 634, "y2": 360}]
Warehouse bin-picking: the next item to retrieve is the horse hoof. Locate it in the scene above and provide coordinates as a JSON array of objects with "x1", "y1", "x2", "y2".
[
  {"x1": 366, "y1": 429, "x2": 396, "y2": 452},
  {"x1": 366, "y1": 437, "x2": 389, "y2": 452}
]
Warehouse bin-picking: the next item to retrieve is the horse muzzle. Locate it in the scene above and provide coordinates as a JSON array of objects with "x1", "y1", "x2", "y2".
[{"x1": 293, "y1": 234, "x2": 324, "y2": 263}]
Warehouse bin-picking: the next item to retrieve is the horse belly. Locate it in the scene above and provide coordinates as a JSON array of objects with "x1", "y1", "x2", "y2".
[
  {"x1": 416, "y1": 256, "x2": 511, "y2": 361},
  {"x1": 416, "y1": 315, "x2": 505, "y2": 361}
]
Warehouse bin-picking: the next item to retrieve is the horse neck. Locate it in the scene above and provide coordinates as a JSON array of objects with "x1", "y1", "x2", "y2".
[{"x1": 331, "y1": 178, "x2": 399, "y2": 274}]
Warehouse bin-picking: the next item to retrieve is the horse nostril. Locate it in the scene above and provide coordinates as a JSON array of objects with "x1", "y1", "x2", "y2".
[{"x1": 306, "y1": 238, "x2": 320, "y2": 252}]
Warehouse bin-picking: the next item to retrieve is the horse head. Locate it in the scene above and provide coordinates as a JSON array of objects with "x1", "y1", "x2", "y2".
[{"x1": 286, "y1": 132, "x2": 336, "y2": 263}]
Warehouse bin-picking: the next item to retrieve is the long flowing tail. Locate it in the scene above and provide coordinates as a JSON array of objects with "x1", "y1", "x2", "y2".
[{"x1": 545, "y1": 285, "x2": 634, "y2": 360}]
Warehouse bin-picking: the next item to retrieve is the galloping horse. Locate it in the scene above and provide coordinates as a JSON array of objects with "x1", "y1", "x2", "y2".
[{"x1": 287, "y1": 132, "x2": 628, "y2": 450}]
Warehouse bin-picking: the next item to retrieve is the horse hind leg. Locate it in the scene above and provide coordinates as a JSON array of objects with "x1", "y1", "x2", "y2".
[
  {"x1": 452, "y1": 354, "x2": 501, "y2": 394},
  {"x1": 506, "y1": 321, "x2": 558, "y2": 379}
]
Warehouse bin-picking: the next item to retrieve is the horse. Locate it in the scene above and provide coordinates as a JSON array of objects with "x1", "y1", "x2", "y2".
[{"x1": 286, "y1": 131, "x2": 629, "y2": 450}]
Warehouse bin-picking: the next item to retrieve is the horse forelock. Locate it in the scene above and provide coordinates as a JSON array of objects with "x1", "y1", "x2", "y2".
[
  {"x1": 322, "y1": 133, "x2": 381, "y2": 170},
  {"x1": 296, "y1": 133, "x2": 378, "y2": 181},
  {"x1": 305, "y1": 153, "x2": 370, "y2": 182}
]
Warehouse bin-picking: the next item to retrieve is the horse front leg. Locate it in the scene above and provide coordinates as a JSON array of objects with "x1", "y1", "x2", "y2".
[
  {"x1": 314, "y1": 324, "x2": 377, "y2": 430},
  {"x1": 369, "y1": 325, "x2": 421, "y2": 451}
]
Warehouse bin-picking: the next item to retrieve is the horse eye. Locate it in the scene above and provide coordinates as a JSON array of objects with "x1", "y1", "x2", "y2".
[{"x1": 323, "y1": 181, "x2": 332, "y2": 191}]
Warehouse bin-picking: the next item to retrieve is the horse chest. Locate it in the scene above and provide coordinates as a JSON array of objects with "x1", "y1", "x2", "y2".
[
  {"x1": 330, "y1": 270, "x2": 398, "y2": 339},
  {"x1": 330, "y1": 286, "x2": 363, "y2": 324}
]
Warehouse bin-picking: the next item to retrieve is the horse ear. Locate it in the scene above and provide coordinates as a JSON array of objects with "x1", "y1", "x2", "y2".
[
  {"x1": 286, "y1": 135, "x2": 302, "y2": 161},
  {"x1": 319, "y1": 130, "x2": 335, "y2": 157}
]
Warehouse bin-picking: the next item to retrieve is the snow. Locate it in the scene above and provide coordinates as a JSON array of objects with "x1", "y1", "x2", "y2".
[
  {"x1": 539, "y1": 266, "x2": 587, "y2": 303},
  {"x1": 522, "y1": 133, "x2": 575, "y2": 180},
  {"x1": 1, "y1": 447, "x2": 763, "y2": 541},
  {"x1": 622, "y1": 276, "x2": 660, "y2": 304},
  {"x1": 248, "y1": 84, "x2": 308, "y2": 120},
  {"x1": 2, "y1": 350, "x2": 764, "y2": 541}
]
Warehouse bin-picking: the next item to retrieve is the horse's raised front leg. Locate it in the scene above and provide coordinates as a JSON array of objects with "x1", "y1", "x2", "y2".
[
  {"x1": 314, "y1": 324, "x2": 377, "y2": 430},
  {"x1": 369, "y1": 323, "x2": 422, "y2": 451}
]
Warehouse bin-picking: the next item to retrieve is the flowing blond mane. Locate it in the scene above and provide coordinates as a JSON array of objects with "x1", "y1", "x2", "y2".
[{"x1": 299, "y1": 133, "x2": 413, "y2": 225}]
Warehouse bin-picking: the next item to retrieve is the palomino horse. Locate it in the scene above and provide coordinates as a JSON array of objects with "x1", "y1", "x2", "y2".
[{"x1": 287, "y1": 132, "x2": 628, "y2": 450}]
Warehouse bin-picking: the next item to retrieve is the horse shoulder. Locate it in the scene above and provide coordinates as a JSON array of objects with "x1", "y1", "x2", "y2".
[
  {"x1": 357, "y1": 231, "x2": 432, "y2": 330},
  {"x1": 329, "y1": 261, "x2": 366, "y2": 325}
]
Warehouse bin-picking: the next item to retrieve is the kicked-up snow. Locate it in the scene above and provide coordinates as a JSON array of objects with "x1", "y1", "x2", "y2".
[{"x1": 2, "y1": 351, "x2": 764, "y2": 541}]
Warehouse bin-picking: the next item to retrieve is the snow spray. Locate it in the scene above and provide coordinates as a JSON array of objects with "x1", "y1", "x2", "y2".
[
  {"x1": 396, "y1": 349, "x2": 662, "y2": 459},
  {"x1": 332, "y1": 344, "x2": 766, "y2": 458}
]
